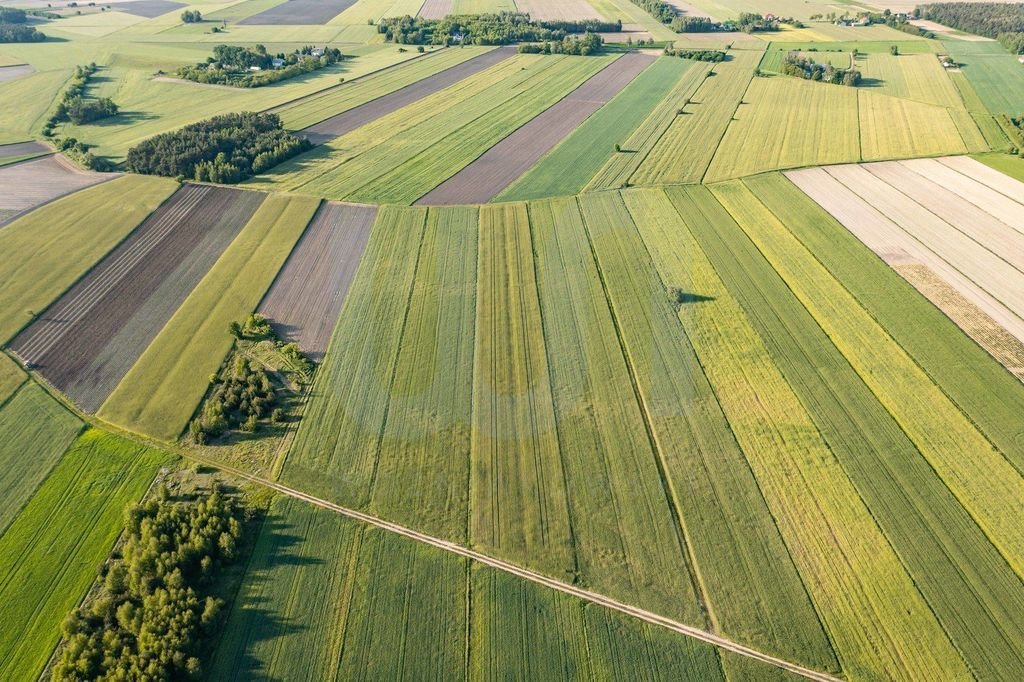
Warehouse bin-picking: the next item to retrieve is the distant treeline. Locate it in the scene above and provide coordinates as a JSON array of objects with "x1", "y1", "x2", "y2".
[
  {"x1": 0, "y1": 7, "x2": 46, "y2": 42},
  {"x1": 916, "y1": 3, "x2": 1024, "y2": 52},
  {"x1": 782, "y1": 52, "x2": 862, "y2": 86},
  {"x1": 663, "y1": 47, "x2": 727, "y2": 61},
  {"x1": 176, "y1": 44, "x2": 345, "y2": 87},
  {"x1": 378, "y1": 12, "x2": 620, "y2": 46},
  {"x1": 126, "y1": 112, "x2": 312, "y2": 183},
  {"x1": 518, "y1": 32, "x2": 603, "y2": 55},
  {"x1": 51, "y1": 489, "x2": 247, "y2": 680}
]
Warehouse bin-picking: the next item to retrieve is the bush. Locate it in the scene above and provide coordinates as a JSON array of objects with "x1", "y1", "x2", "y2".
[
  {"x1": 126, "y1": 111, "x2": 312, "y2": 182},
  {"x1": 181, "y1": 8, "x2": 201, "y2": 22}
]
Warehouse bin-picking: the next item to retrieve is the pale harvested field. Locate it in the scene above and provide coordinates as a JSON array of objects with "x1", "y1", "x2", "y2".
[
  {"x1": 663, "y1": 0, "x2": 715, "y2": 19},
  {"x1": 867, "y1": 0, "x2": 1020, "y2": 12},
  {"x1": 239, "y1": 0, "x2": 358, "y2": 24},
  {"x1": 417, "y1": 53, "x2": 654, "y2": 205},
  {"x1": 417, "y1": 0, "x2": 450, "y2": 18},
  {"x1": 0, "y1": 156, "x2": 112, "y2": 226},
  {"x1": 116, "y1": 0, "x2": 184, "y2": 17},
  {"x1": 939, "y1": 155, "x2": 1024, "y2": 202},
  {"x1": 515, "y1": 0, "x2": 602, "y2": 20},
  {"x1": 258, "y1": 202, "x2": 377, "y2": 361},
  {"x1": 10, "y1": 185, "x2": 264, "y2": 412},
  {"x1": 897, "y1": 263, "x2": 1024, "y2": 380},
  {"x1": 908, "y1": 19, "x2": 991, "y2": 40},
  {"x1": 907, "y1": 157, "x2": 1024, "y2": 235},
  {"x1": 0, "y1": 65, "x2": 33, "y2": 84},
  {"x1": 0, "y1": 141, "x2": 48, "y2": 158},
  {"x1": 787, "y1": 166, "x2": 1024, "y2": 345},
  {"x1": 302, "y1": 47, "x2": 516, "y2": 144}
]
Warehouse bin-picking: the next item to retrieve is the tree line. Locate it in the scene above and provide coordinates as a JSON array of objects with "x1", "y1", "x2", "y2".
[
  {"x1": 916, "y1": 3, "x2": 1024, "y2": 52},
  {"x1": 126, "y1": 112, "x2": 312, "y2": 183},
  {"x1": 518, "y1": 32, "x2": 603, "y2": 55},
  {"x1": 377, "y1": 12, "x2": 620, "y2": 46},
  {"x1": 176, "y1": 44, "x2": 345, "y2": 87},
  {"x1": 663, "y1": 47, "x2": 727, "y2": 62},
  {"x1": 51, "y1": 487, "x2": 247, "y2": 680},
  {"x1": 0, "y1": 7, "x2": 46, "y2": 42}
]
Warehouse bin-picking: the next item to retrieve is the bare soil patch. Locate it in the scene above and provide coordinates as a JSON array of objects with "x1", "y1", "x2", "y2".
[
  {"x1": 116, "y1": 0, "x2": 185, "y2": 17},
  {"x1": 10, "y1": 184, "x2": 265, "y2": 412},
  {"x1": 0, "y1": 140, "x2": 49, "y2": 158},
  {"x1": 238, "y1": 0, "x2": 358, "y2": 25},
  {"x1": 897, "y1": 263, "x2": 1024, "y2": 381},
  {"x1": 0, "y1": 155, "x2": 112, "y2": 227},
  {"x1": 258, "y1": 201, "x2": 377, "y2": 361},
  {"x1": 416, "y1": 52, "x2": 654, "y2": 205},
  {"x1": 515, "y1": 0, "x2": 602, "y2": 21},
  {"x1": 301, "y1": 46, "x2": 517, "y2": 143},
  {"x1": 0, "y1": 64, "x2": 33, "y2": 84},
  {"x1": 417, "y1": 0, "x2": 451, "y2": 19}
]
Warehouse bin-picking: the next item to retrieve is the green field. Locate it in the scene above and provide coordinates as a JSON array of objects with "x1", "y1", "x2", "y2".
[
  {"x1": 99, "y1": 192, "x2": 320, "y2": 441},
  {"x1": 498, "y1": 57, "x2": 692, "y2": 201},
  {"x1": 0, "y1": 353, "x2": 25, "y2": 403},
  {"x1": 0, "y1": 384, "x2": 82, "y2": 534},
  {"x1": 0, "y1": 429, "x2": 168, "y2": 680},
  {"x1": 0, "y1": 175, "x2": 177, "y2": 344},
  {"x1": 944, "y1": 40, "x2": 1024, "y2": 115}
]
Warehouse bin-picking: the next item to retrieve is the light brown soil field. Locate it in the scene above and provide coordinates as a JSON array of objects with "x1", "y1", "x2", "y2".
[
  {"x1": 116, "y1": 0, "x2": 184, "y2": 17},
  {"x1": 10, "y1": 185, "x2": 265, "y2": 412},
  {"x1": 0, "y1": 141, "x2": 48, "y2": 158},
  {"x1": 416, "y1": 53, "x2": 655, "y2": 205},
  {"x1": 905, "y1": 157, "x2": 1024, "y2": 235},
  {"x1": 896, "y1": 263, "x2": 1024, "y2": 381},
  {"x1": 787, "y1": 166, "x2": 1024, "y2": 344},
  {"x1": 514, "y1": 0, "x2": 602, "y2": 21},
  {"x1": 301, "y1": 47, "x2": 517, "y2": 144},
  {"x1": 863, "y1": 161, "x2": 1024, "y2": 272},
  {"x1": 907, "y1": 19, "x2": 990, "y2": 40},
  {"x1": 258, "y1": 202, "x2": 377, "y2": 361},
  {"x1": 939, "y1": 156, "x2": 1024, "y2": 202},
  {"x1": 417, "y1": 0, "x2": 451, "y2": 19},
  {"x1": 238, "y1": 0, "x2": 357, "y2": 24},
  {"x1": 0, "y1": 64, "x2": 33, "y2": 84},
  {"x1": 663, "y1": 0, "x2": 716, "y2": 20},
  {"x1": 0, "y1": 155, "x2": 112, "y2": 227}
]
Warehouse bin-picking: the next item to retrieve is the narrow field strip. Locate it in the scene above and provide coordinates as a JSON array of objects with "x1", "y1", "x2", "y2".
[
  {"x1": 787, "y1": 167, "x2": 1024, "y2": 345},
  {"x1": 629, "y1": 187, "x2": 969, "y2": 681},
  {"x1": 238, "y1": 0, "x2": 358, "y2": 24},
  {"x1": 769, "y1": 170, "x2": 1024, "y2": 512},
  {"x1": 585, "y1": 60, "x2": 710, "y2": 190},
  {"x1": 471, "y1": 202, "x2": 574, "y2": 577},
  {"x1": 714, "y1": 178, "x2": 1024, "y2": 583},
  {"x1": 0, "y1": 353, "x2": 25, "y2": 404},
  {"x1": 99, "y1": 193, "x2": 320, "y2": 441},
  {"x1": 0, "y1": 175, "x2": 178, "y2": 345},
  {"x1": 297, "y1": 47, "x2": 513, "y2": 142},
  {"x1": 577, "y1": 192, "x2": 839, "y2": 673},
  {"x1": 939, "y1": 155, "x2": 1024, "y2": 204},
  {"x1": 258, "y1": 201, "x2": 377, "y2": 361},
  {"x1": 417, "y1": 0, "x2": 450, "y2": 18},
  {"x1": 196, "y1": 454, "x2": 843, "y2": 681},
  {"x1": 0, "y1": 429, "x2": 169, "y2": 680},
  {"x1": 680, "y1": 180, "x2": 1024, "y2": 679},
  {"x1": 416, "y1": 52, "x2": 654, "y2": 205},
  {"x1": 0, "y1": 384, "x2": 82, "y2": 536},
  {"x1": 282, "y1": 206, "x2": 429, "y2": 507},
  {"x1": 634, "y1": 48, "x2": 763, "y2": 185},
  {"x1": 529, "y1": 197, "x2": 704, "y2": 623},
  {"x1": 369, "y1": 206, "x2": 478, "y2": 542},
  {"x1": 497, "y1": 57, "x2": 692, "y2": 202},
  {"x1": 911, "y1": 157, "x2": 1024, "y2": 235},
  {"x1": 12, "y1": 185, "x2": 265, "y2": 412}
]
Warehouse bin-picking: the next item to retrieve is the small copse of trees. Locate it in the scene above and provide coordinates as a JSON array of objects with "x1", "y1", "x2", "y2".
[
  {"x1": 126, "y1": 112, "x2": 312, "y2": 183},
  {"x1": 663, "y1": 47, "x2": 727, "y2": 62},
  {"x1": 177, "y1": 44, "x2": 345, "y2": 87},
  {"x1": 180, "y1": 8, "x2": 201, "y2": 22},
  {"x1": 0, "y1": 7, "x2": 46, "y2": 42},
  {"x1": 51, "y1": 489, "x2": 246, "y2": 680},
  {"x1": 782, "y1": 51, "x2": 862, "y2": 86},
  {"x1": 378, "y1": 12, "x2": 619, "y2": 46},
  {"x1": 518, "y1": 32, "x2": 603, "y2": 55}
]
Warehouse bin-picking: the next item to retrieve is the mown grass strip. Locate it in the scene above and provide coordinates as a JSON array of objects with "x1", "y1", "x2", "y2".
[
  {"x1": 715, "y1": 176, "x2": 1024, "y2": 582},
  {"x1": 529, "y1": 196, "x2": 702, "y2": 623},
  {"x1": 677, "y1": 180, "x2": 1024, "y2": 680},
  {"x1": 471, "y1": 202, "x2": 573, "y2": 577},
  {"x1": 0, "y1": 383, "x2": 82, "y2": 536},
  {"x1": 0, "y1": 353, "x2": 25, "y2": 404},
  {"x1": 577, "y1": 192, "x2": 838, "y2": 673},
  {"x1": 0, "y1": 175, "x2": 178, "y2": 344},
  {"x1": 631, "y1": 186, "x2": 969, "y2": 681},
  {"x1": 99, "y1": 193, "x2": 320, "y2": 441},
  {"x1": 497, "y1": 58, "x2": 692, "y2": 202},
  {"x1": 369, "y1": 206, "x2": 478, "y2": 542},
  {"x1": 282, "y1": 206, "x2": 428, "y2": 506},
  {"x1": 0, "y1": 429, "x2": 169, "y2": 680}
]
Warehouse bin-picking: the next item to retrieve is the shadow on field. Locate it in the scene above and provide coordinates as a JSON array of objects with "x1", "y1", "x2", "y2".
[
  {"x1": 858, "y1": 77, "x2": 886, "y2": 88},
  {"x1": 90, "y1": 110, "x2": 160, "y2": 127},
  {"x1": 242, "y1": 143, "x2": 334, "y2": 184}
]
